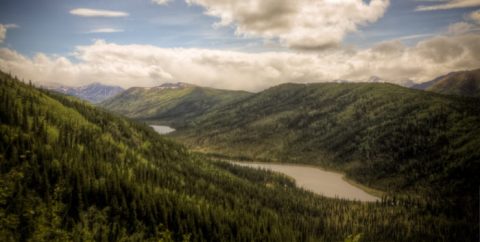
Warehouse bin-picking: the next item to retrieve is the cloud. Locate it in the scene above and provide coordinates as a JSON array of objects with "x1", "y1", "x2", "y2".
[
  {"x1": 88, "y1": 28, "x2": 124, "y2": 33},
  {"x1": 70, "y1": 8, "x2": 129, "y2": 17},
  {"x1": 448, "y1": 21, "x2": 474, "y2": 35},
  {"x1": 416, "y1": 0, "x2": 480, "y2": 11},
  {"x1": 186, "y1": 0, "x2": 390, "y2": 50},
  {"x1": 152, "y1": 0, "x2": 172, "y2": 5},
  {"x1": 0, "y1": 24, "x2": 18, "y2": 44},
  {"x1": 470, "y1": 10, "x2": 480, "y2": 24},
  {"x1": 0, "y1": 33, "x2": 479, "y2": 91}
]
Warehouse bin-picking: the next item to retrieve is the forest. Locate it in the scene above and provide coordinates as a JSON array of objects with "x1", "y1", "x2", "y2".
[
  {"x1": 0, "y1": 71, "x2": 478, "y2": 241},
  {"x1": 171, "y1": 82, "x2": 480, "y2": 222}
]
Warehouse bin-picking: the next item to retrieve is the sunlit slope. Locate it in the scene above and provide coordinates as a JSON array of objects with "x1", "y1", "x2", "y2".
[{"x1": 100, "y1": 84, "x2": 251, "y2": 125}]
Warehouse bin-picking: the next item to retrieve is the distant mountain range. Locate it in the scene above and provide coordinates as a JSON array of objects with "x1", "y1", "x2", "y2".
[
  {"x1": 47, "y1": 68, "x2": 480, "y2": 106},
  {"x1": 48, "y1": 82, "x2": 124, "y2": 103},
  {"x1": 412, "y1": 68, "x2": 480, "y2": 97}
]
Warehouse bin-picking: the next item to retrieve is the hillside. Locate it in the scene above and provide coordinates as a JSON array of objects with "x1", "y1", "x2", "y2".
[
  {"x1": 48, "y1": 83, "x2": 124, "y2": 103},
  {"x1": 173, "y1": 83, "x2": 480, "y2": 211},
  {"x1": 412, "y1": 69, "x2": 480, "y2": 97},
  {"x1": 100, "y1": 83, "x2": 251, "y2": 125},
  {"x1": 4, "y1": 72, "x2": 476, "y2": 240}
]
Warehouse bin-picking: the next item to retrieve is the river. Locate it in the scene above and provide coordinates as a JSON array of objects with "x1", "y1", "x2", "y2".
[
  {"x1": 232, "y1": 161, "x2": 379, "y2": 202},
  {"x1": 150, "y1": 125, "x2": 176, "y2": 134},
  {"x1": 150, "y1": 125, "x2": 379, "y2": 202}
]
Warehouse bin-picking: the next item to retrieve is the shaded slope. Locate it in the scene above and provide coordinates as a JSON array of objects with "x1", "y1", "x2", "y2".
[
  {"x1": 100, "y1": 83, "x2": 251, "y2": 125},
  {"x1": 174, "y1": 83, "x2": 480, "y2": 204},
  {"x1": 412, "y1": 68, "x2": 480, "y2": 97}
]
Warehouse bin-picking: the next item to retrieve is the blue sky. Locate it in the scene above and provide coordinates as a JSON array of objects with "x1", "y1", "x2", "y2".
[
  {"x1": 0, "y1": 0, "x2": 476, "y2": 56},
  {"x1": 0, "y1": 0, "x2": 479, "y2": 91},
  {"x1": 1, "y1": 0, "x2": 257, "y2": 56}
]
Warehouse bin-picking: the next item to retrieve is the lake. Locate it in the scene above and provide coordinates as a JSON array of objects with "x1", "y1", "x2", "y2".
[
  {"x1": 232, "y1": 161, "x2": 379, "y2": 202},
  {"x1": 150, "y1": 125, "x2": 176, "y2": 134}
]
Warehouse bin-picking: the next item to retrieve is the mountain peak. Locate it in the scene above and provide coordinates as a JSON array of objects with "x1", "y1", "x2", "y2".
[
  {"x1": 367, "y1": 76, "x2": 384, "y2": 83},
  {"x1": 49, "y1": 82, "x2": 124, "y2": 103},
  {"x1": 151, "y1": 82, "x2": 193, "y2": 90}
]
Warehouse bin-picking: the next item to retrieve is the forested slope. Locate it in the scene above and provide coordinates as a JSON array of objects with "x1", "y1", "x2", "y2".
[
  {"x1": 2, "y1": 72, "x2": 477, "y2": 241},
  {"x1": 100, "y1": 84, "x2": 251, "y2": 126},
  {"x1": 173, "y1": 83, "x2": 480, "y2": 218}
]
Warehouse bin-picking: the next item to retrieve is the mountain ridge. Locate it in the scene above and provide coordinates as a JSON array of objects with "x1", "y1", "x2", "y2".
[
  {"x1": 412, "y1": 68, "x2": 480, "y2": 97},
  {"x1": 101, "y1": 83, "x2": 252, "y2": 125},
  {"x1": 48, "y1": 82, "x2": 125, "y2": 103}
]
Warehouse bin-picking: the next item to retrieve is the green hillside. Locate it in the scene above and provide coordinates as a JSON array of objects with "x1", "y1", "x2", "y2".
[
  {"x1": 173, "y1": 83, "x2": 480, "y2": 213},
  {"x1": 3, "y1": 72, "x2": 476, "y2": 240},
  {"x1": 100, "y1": 83, "x2": 251, "y2": 125},
  {"x1": 413, "y1": 68, "x2": 480, "y2": 97}
]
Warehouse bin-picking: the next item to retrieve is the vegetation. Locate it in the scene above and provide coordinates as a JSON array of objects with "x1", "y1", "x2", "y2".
[
  {"x1": 413, "y1": 68, "x2": 480, "y2": 97},
  {"x1": 172, "y1": 82, "x2": 480, "y2": 221},
  {"x1": 100, "y1": 83, "x2": 251, "y2": 126},
  {"x1": 1, "y1": 72, "x2": 477, "y2": 241}
]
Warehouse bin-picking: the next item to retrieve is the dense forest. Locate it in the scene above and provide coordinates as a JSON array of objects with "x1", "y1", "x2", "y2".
[
  {"x1": 0, "y1": 71, "x2": 478, "y2": 241},
  {"x1": 170, "y1": 82, "x2": 480, "y2": 223}
]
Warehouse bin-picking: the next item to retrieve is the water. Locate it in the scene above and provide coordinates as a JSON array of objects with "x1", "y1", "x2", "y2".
[
  {"x1": 150, "y1": 125, "x2": 176, "y2": 134},
  {"x1": 232, "y1": 161, "x2": 379, "y2": 202}
]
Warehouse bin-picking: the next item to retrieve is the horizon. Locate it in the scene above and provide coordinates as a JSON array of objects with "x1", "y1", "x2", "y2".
[
  {"x1": 37, "y1": 66, "x2": 480, "y2": 92},
  {"x1": 1, "y1": 0, "x2": 480, "y2": 91}
]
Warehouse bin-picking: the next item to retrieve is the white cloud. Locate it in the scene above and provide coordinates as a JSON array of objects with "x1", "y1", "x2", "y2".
[
  {"x1": 152, "y1": 0, "x2": 172, "y2": 5},
  {"x1": 470, "y1": 10, "x2": 480, "y2": 24},
  {"x1": 0, "y1": 26, "x2": 6, "y2": 44},
  {"x1": 88, "y1": 28, "x2": 124, "y2": 33},
  {"x1": 448, "y1": 22, "x2": 474, "y2": 35},
  {"x1": 416, "y1": 0, "x2": 480, "y2": 11},
  {"x1": 0, "y1": 24, "x2": 18, "y2": 44},
  {"x1": 0, "y1": 33, "x2": 479, "y2": 91},
  {"x1": 70, "y1": 8, "x2": 129, "y2": 17},
  {"x1": 186, "y1": 0, "x2": 390, "y2": 50}
]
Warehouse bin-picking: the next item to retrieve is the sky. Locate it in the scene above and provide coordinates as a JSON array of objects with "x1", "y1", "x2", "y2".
[{"x1": 0, "y1": 0, "x2": 479, "y2": 91}]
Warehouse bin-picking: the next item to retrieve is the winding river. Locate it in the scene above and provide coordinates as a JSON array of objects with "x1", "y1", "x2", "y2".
[
  {"x1": 150, "y1": 125, "x2": 379, "y2": 202},
  {"x1": 232, "y1": 162, "x2": 379, "y2": 202}
]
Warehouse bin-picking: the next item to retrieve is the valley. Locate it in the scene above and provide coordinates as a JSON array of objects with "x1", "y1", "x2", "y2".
[
  {"x1": 230, "y1": 161, "x2": 380, "y2": 202},
  {"x1": 1, "y1": 70, "x2": 478, "y2": 241},
  {"x1": 2, "y1": 1, "x2": 480, "y2": 240},
  {"x1": 151, "y1": 126, "x2": 380, "y2": 202}
]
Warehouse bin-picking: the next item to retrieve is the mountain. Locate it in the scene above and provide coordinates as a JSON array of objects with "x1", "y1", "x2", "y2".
[
  {"x1": 100, "y1": 82, "x2": 251, "y2": 125},
  {"x1": 1, "y1": 72, "x2": 477, "y2": 241},
  {"x1": 49, "y1": 82, "x2": 124, "y2": 103},
  {"x1": 172, "y1": 83, "x2": 480, "y2": 213},
  {"x1": 366, "y1": 76, "x2": 415, "y2": 87},
  {"x1": 412, "y1": 69, "x2": 480, "y2": 97}
]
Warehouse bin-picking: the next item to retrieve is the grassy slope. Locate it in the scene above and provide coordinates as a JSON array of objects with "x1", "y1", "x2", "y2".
[
  {"x1": 3, "y1": 72, "x2": 476, "y2": 241},
  {"x1": 173, "y1": 83, "x2": 480, "y2": 209},
  {"x1": 100, "y1": 85, "x2": 251, "y2": 126}
]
